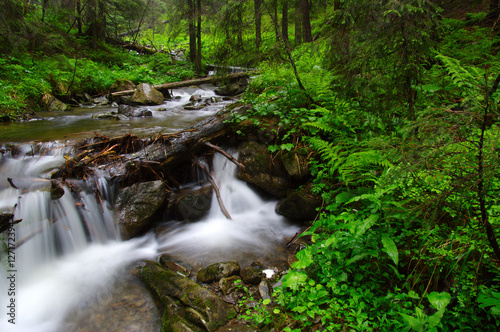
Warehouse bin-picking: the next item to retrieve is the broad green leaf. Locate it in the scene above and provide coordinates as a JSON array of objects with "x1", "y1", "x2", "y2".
[
  {"x1": 292, "y1": 249, "x2": 314, "y2": 269},
  {"x1": 400, "y1": 311, "x2": 425, "y2": 332},
  {"x1": 345, "y1": 253, "x2": 368, "y2": 266},
  {"x1": 356, "y1": 214, "x2": 379, "y2": 237},
  {"x1": 427, "y1": 292, "x2": 451, "y2": 311},
  {"x1": 282, "y1": 270, "x2": 308, "y2": 290},
  {"x1": 381, "y1": 234, "x2": 399, "y2": 266}
]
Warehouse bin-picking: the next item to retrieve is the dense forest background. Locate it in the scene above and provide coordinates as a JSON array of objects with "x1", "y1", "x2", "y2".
[{"x1": 3, "y1": 0, "x2": 500, "y2": 330}]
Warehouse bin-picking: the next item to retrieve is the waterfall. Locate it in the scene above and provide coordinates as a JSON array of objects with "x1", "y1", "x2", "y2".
[
  {"x1": 157, "y1": 152, "x2": 300, "y2": 268},
  {"x1": 0, "y1": 144, "x2": 157, "y2": 332},
  {"x1": 0, "y1": 144, "x2": 299, "y2": 331}
]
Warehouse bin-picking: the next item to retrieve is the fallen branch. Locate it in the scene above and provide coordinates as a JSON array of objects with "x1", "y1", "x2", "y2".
[
  {"x1": 205, "y1": 142, "x2": 245, "y2": 169},
  {"x1": 197, "y1": 159, "x2": 232, "y2": 220}
]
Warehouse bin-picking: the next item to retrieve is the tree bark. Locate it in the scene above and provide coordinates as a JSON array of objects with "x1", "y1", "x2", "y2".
[
  {"x1": 282, "y1": 0, "x2": 289, "y2": 44},
  {"x1": 301, "y1": 0, "x2": 312, "y2": 42},
  {"x1": 237, "y1": 4, "x2": 243, "y2": 49},
  {"x1": 254, "y1": 0, "x2": 262, "y2": 51},
  {"x1": 188, "y1": 0, "x2": 196, "y2": 63},
  {"x1": 196, "y1": 0, "x2": 202, "y2": 74},
  {"x1": 294, "y1": 0, "x2": 302, "y2": 45}
]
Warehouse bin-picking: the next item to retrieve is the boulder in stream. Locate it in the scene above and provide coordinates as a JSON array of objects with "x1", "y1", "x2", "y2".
[
  {"x1": 236, "y1": 141, "x2": 292, "y2": 198},
  {"x1": 117, "y1": 105, "x2": 153, "y2": 118},
  {"x1": 130, "y1": 83, "x2": 165, "y2": 105},
  {"x1": 138, "y1": 261, "x2": 236, "y2": 332},
  {"x1": 40, "y1": 93, "x2": 69, "y2": 112},
  {"x1": 215, "y1": 77, "x2": 249, "y2": 96},
  {"x1": 168, "y1": 184, "x2": 213, "y2": 222},
  {"x1": 114, "y1": 180, "x2": 169, "y2": 239}
]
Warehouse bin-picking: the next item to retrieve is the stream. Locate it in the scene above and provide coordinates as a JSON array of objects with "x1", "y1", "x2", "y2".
[{"x1": 0, "y1": 85, "x2": 300, "y2": 331}]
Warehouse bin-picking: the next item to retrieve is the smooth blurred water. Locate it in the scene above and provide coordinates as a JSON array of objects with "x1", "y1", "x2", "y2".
[
  {"x1": 0, "y1": 86, "x2": 299, "y2": 331},
  {"x1": 157, "y1": 152, "x2": 300, "y2": 269},
  {"x1": 0, "y1": 85, "x2": 230, "y2": 143}
]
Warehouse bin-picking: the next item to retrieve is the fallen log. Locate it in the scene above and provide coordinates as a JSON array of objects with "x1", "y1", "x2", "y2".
[
  {"x1": 110, "y1": 72, "x2": 259, "y2": 98},
  {"x1": 51, "y1": 103, "x2": 252, "y2": 186}
]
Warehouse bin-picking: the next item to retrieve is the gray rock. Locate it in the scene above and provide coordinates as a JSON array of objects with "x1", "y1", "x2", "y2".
[
  {"x1": 91, "y1": 111, "x2": 128, "y2": 120},
  {"x1": 258, "y1": 280, "x2": 271, "y2": 301},
  {"x1": 197, "y1": 261, "x2": 241, "y2": 283},
  {"x1": 169, "y1": 185, "x2": 213, "y2": 222},
  {"x1": 276, "y1": 184, "x2": 322, "y2": 222},
  {"x1": 236, "y1": 141, "x2": 291, "y2": 198},
  {"x1": 93, "y1": 96, "x2": 109, "y2": 106},
  {"x1": 215, "y1": 77, "x2": 249, "y2": 96},
  {"x1": 114, "y1": 180, "x2": 169, "y2": 239},
  {"x1": 109, "y1": 79, "x2": 136, "y2": 93},
  {"x1": 138, "y1": 261, "x2": 236, "y2": 331},
  {"x1": 40, "y1": 93, "x2": 69, "y2": 112},
  {"x1": 130, "y1": 83, "x2": 164, "y2": 105},
  {"x1": 240, "y1": 266, "x2": 263, "y2": 285},
  {"x1": 219, "y1": 275, "x2": 242, "y2": 296}
]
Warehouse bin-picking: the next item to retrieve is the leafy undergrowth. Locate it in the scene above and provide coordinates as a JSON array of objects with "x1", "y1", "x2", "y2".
[{"x1": 232, "y1": 11, "x2": 500, "y2": 331}]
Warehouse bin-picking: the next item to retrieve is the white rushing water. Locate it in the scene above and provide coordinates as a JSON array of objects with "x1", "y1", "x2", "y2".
[
  {"x1": 0, "y1": 145, "x2": 300, "y2": 331},
  {"x1": 0, "y1": 145, "x2": 157, "y2": 332},
  {"x1": 157, "y1": 152, "x2": 300, "y2": 268}
]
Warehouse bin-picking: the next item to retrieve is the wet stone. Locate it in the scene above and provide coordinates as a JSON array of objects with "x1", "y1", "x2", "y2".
[
  {"x1": 197, "y1": 261, "x2": 241, "y2": 283},
  {"x1": 219, "y1": 275, "x2": 242, "y2": 296},
  {"x1": 240, "y1": 266, "x2": 262, "y2": 285}
]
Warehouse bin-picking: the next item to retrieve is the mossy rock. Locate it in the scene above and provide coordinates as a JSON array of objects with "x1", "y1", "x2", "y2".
[
  {"x1": 109, "y1": 79, "x2": 136, "y2": 93},
  {"x1": 138, "y1": 261, "x2": 236, "y2": 331},
  {"x1": 275, "y1": 184, "x2": 322, "y2": 223},
  {"x1": 236, "y1": 141, "x2": 291, "y2": 198},
  {"x1": 197, "y1": 261, "x2": 241, "y2": 283}
]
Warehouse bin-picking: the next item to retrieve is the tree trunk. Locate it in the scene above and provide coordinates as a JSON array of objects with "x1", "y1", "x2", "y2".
[
  {"x1": 77, "y1": 0, "x2": 82, "y2": 35},
  {"x1": 51, "y1": 104, "x2": 252, "y2": 186},
  {"x1": 254, "y1": 0, "x2": 262, "y2": 51},
  {"x1": 301, "y1": 0, "x2": 312, "y2": 42},
  {"x1": 271, "y1": 0, "x2": 279, "y2": 42},
  {"x1": 196, "y1": 0, "x2": 202, "y2": 74},
  {"x1": 237, "y1": 4, "x2": 243, "y2": 49},
  {"x1": 294, "y1": 0, "x2": 302, "y2": 45},
  {"x1": 282, "y1": 0, "x2": 288, "y2": 44},
  {"x1": 188, "y1": 0, "x2": 196, "y2": 63},
  {"x1": 98, "y1": 0, "x2": 106, "y2": 41}
]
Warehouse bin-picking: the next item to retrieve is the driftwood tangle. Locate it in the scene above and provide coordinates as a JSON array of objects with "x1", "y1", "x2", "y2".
[{"x1": 51, "y1": 104, "x2": 251, "y2": 186}]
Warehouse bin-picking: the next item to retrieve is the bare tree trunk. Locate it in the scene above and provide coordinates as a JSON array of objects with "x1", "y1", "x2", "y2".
[
  {"x1": 254, "y1": 0, "x2": 262, "y2": 51},
  {"x1": 485, "y1": 0, "x2": 500, "y2": 26},
  {"x1": 294, "y1": 0, "x2": 302, "y2": 45},
  {"x1": 77, "y1": 0, "x2": 82, "y2": 34},
  {"x1": 282, "y1": 0, "x2": 288, "y2": 44},
  {"x1": 301, "y1": 0, "x2": 312, "y2": 42},
  {"x1": 188, "y1": 0, "x2": 196, "y2": 63},
  {"x1": 196, "y1": 0, "x2": 202, "y2": 74},
  {"x1": 237, "y1": 4, "x2": 243, "y2": 49}
]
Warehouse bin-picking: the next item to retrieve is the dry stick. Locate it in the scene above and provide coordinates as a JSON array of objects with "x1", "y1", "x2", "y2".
[
  {"x1": 197, "y1": 159, "x2": 232, "y2": 220},
  {"x1": 204, "y1": 142, "x2": 245, "y2": 169}
]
